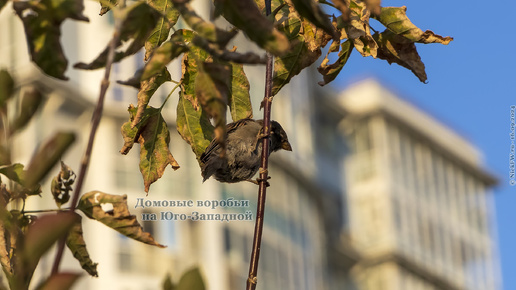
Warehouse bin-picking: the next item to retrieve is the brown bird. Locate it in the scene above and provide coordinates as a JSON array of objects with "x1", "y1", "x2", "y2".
[{"x1": 200, "y1": 118, "x2": 292, "y2": 183}]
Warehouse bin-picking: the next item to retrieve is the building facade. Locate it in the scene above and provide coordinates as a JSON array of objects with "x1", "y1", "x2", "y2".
[{"x1": 317, "y1": 79, "x2": 501, "y2": 290}]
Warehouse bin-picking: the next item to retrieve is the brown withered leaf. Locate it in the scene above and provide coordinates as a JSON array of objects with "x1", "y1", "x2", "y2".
[
  {"x1": 376, "y1": 6, "x2": 453, "y2": 45},
  {"x1": 78, "y1": 191, "x2": 165, "y2": 247},
  {"x1": 318, "y1": 39, "x2": 353, "y2": 86},
  {"x1": 65, "y1": 213, "x2": 98, "y2": 277},
  {"x1": 345, "y1": 0, "x2": 377, "y2": 57},
  {"x1": 374, "y1": 30, "x2": 427, "y2": 83},
  {"x1": 272, "y1": 8, "x2": 323, "y2": 96},
  {"x1": 51, "y1": 161, "x2": 76, "y2": 209},
  {"x1": 291, "y1": 0, "x2": 338, "y2": 39}
]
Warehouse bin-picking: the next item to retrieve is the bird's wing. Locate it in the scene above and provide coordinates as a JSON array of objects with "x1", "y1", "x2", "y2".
[
  {"x1": 226, "y1": 118, "x2": 254, "y2": 134},
  {"x1": 200, "y1": 118, "x2": 254, "y2": 163}
]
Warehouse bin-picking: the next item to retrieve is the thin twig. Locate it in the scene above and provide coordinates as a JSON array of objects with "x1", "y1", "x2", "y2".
[
  {"x1": 50, "y1": 2, "x2": 126, "y2": 275},
  {"x1": 246, "y1": 1, "x2": 273, "y2": 289}
]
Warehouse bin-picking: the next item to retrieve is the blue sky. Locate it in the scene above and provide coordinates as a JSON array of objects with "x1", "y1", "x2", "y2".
[{"x1": 330, "y1": 1, "x2": 516, "y2": 288}]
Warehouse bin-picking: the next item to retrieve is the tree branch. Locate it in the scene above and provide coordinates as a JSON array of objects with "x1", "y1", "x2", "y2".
[
  {"x1": 246, "y1": 1, "x2": 273, "y2": 289},
  {"x1": 50, "y1": 2, "x2": 126, "y2": 275}
]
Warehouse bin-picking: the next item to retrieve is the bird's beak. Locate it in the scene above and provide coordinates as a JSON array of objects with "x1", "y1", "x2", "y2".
[{"x1": 281, "y1": 141, "x2": 292, "y2": 151}]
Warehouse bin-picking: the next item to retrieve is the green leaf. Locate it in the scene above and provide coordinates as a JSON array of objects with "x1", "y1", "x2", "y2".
[
  {"x1": 177, "y1": 268, "x2": 205, "y2": 290},
  {"x1": 132, "y1": 67, "x2": 171, "y2": 127},
  {"x1": 228, "y1": 63, "x2": 252, "y2": 122},
  {"x1": 51, "y1": 161, "x2": 75, "y2": 208},
  {"x1": 213, "y1": 0, "x2": 289, "y2": 56},
  {"x1": 78, "y1": 191, "x2": 166, "y2": 247},
  {"x1": 318, "y1": 39, "x2": 353, "y2": 86},
  {"x1": 176, "y1": 94, "x2": 214, "y2": 163},
  {"x1": 22, "y1": 213, "x2": 80, "y2": 280},
  {"x1": 0, "y1": 163, "x2": 41, "y2": 198},
  {"x1": 13, "y1": 0, "x2": 89, "y2": 80},
  {"x1": 176, "y1": 44, "x2": 214, "y2": 163},
  {"x1": 9, "y1": 86, "x2": 43, "y2": 134},
  {"x1": 374, "y1": 30, "x2": 428, "y2": 83},
  {"x1": 137, "y1": 107, "x2": 179, "y2": 192},
  {"x1": 120, "y1": 105, "x2": 180, "y2": 192},
  {"x1": 35, "y1": 273, "x2": 82, "y2": 290},
  {"x1": 145, "y1": 0, "x2": 180, "y2": 61},
  {"x1": 291, "y1": 0, "x2": 338, "y2": 39},
  {"x1": 141, "y1": 29, "x2": 193, "y2": 81},
  {"x1": 195, "y1": 62, "x2": 229, "y2": 153},
  {"x1": 0, "y1": 163, "x2": 25, "y2": 184},
  {"x1": 25, "y1": 132, "x2": 75, "y2": 187},
  {"x1": 376, "y1": 6, "x2": 453, "y2": 44},
  {"x1": 74, "y1": 2, "x2": 161, "y2": 70},
  {"x1": 180, "y1": 45, "x2": 209, "y2": 109},
  {"x1": 272, "y1": 15, "x2": 322, "y2": 96},
  {"x1": 172, "y1": 1, "x2": 237, "y2": 47},
  {"x1": 343, "y1": 0, "x2": 377, "y2": 57},
  {"x1": 0, "y1": 70, "x2": 15, "y2": 109},
  {"x1": 65, "y1": 213, "x2": 98, "y2": 277}
]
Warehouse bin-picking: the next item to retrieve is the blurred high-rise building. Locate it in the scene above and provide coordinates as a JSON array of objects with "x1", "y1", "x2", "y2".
[
  {"x1": 0, "y1": 1, "x2": 501, "y2": 289},
  {"x1": 316, "y1": 79, "x2": 501, "y2": 290}
]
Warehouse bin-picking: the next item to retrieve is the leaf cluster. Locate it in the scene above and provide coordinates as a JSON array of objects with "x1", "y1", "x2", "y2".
[
  {"x1": 2, "y1": 0, "x2": 452, "y2": 192},
  {"x1": 0, "y1": 71, "x2": 166, "y2": 289}
]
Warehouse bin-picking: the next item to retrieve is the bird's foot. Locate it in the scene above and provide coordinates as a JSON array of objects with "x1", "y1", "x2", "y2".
[{"x1": 246, "y1": 176, "x2": 271, "y2": 187}]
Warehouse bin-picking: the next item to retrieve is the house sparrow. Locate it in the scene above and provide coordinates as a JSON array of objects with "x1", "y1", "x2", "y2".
[{"x1": 201, "y1": 118, "x2": 292, "y2": 183}]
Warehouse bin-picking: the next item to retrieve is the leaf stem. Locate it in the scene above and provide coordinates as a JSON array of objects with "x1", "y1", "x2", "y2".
[
  {"x1": 246, "y1": 1, "x2": 273, "y2": 289},
  {"x1": 50, "y1": 0, "x2": 127, "y2": 275},
  {"x1": 159, "y1": 82, "x2": 181, "y2": 110},
  {"x1": 22, "y1": 208, "x2": 70, "y2": 214}
]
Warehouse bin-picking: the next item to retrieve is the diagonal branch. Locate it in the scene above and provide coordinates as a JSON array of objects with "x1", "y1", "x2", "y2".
[
  {"x1": 246, "y1": 1, "x2": 273, "y2": 289},
  {"x1": 50, "y1": 1, "x2": 127, "y2": 275}
]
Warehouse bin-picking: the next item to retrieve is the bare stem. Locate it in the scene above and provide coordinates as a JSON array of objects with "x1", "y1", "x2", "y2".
[
  {"x1": 246, "y1": 1, "x2": 273, "y2": 289},
  {"x1": 50, "y1": 3, "x2": 125, "y2": 275}
]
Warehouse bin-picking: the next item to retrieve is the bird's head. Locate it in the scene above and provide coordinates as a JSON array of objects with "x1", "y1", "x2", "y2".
[{"x1": 270, "y1": 121, "x2": 292, "y2": 152}]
